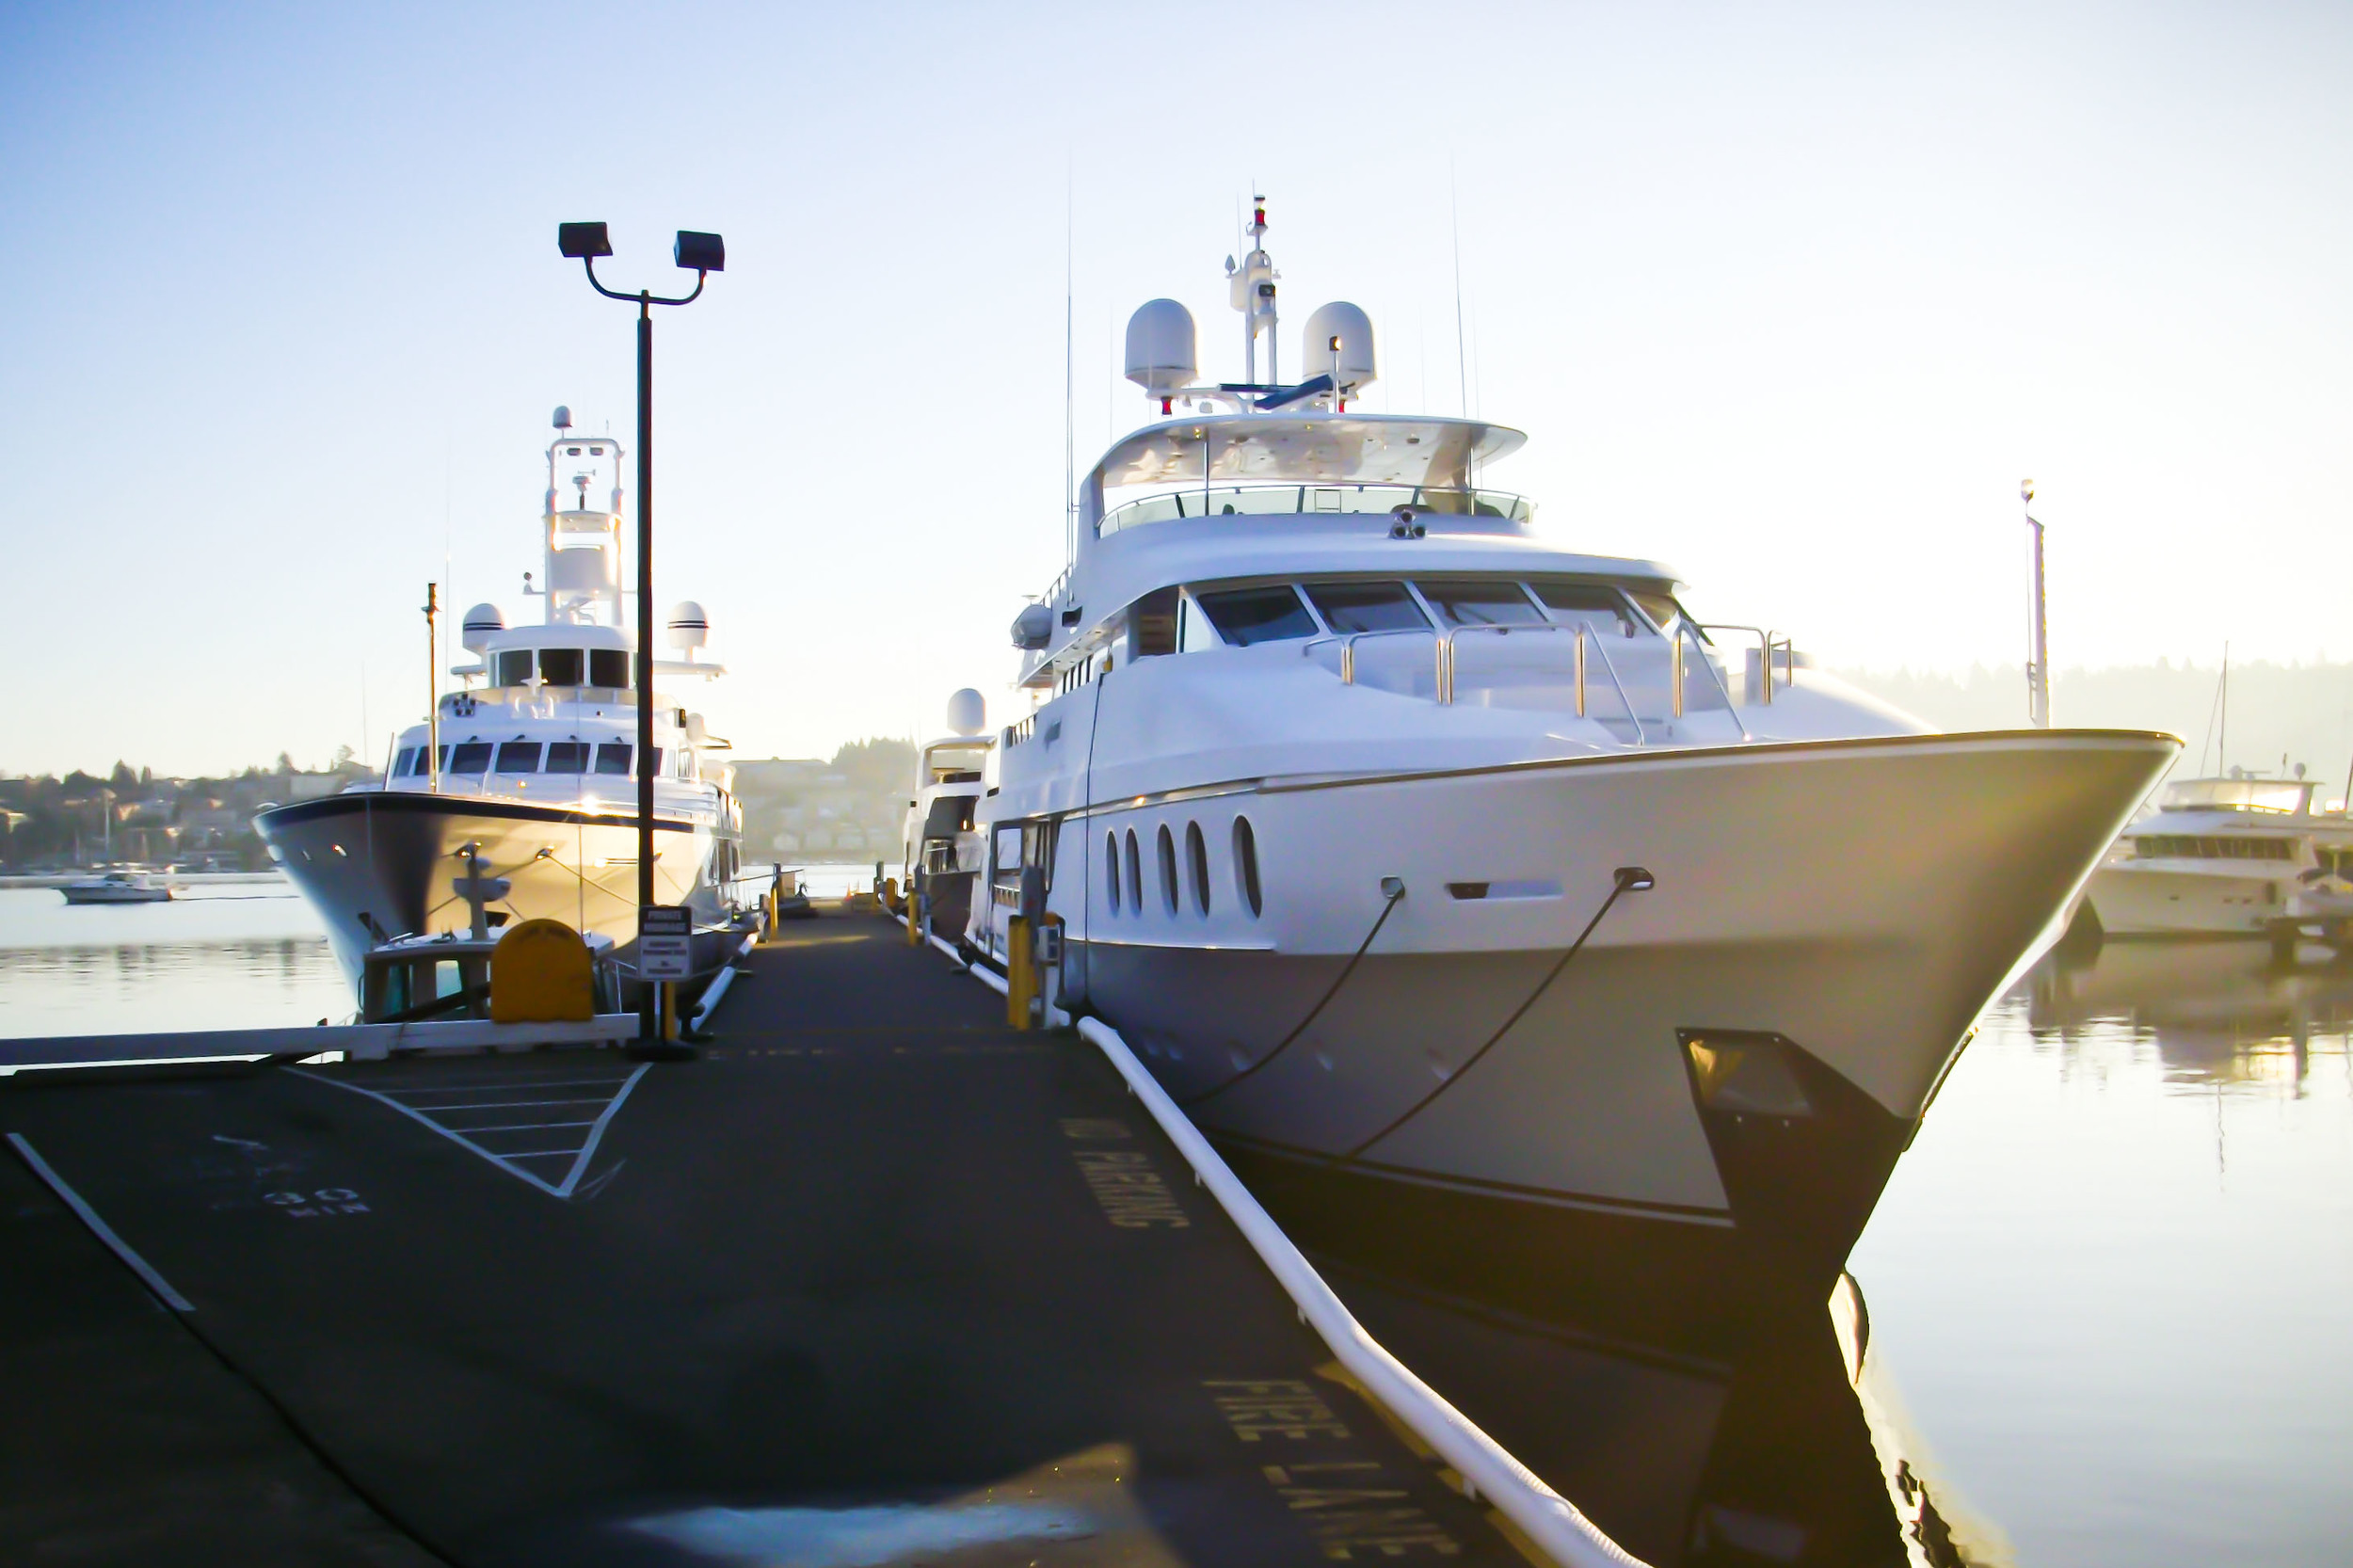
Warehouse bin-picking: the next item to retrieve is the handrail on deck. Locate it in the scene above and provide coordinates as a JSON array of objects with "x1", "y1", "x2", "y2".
[{"x1": 1697, "y1": 623, "x2": 1793, "y2": 706}]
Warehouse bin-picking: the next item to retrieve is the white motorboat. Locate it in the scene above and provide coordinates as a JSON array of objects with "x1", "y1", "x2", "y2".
[
  {"x1": 257, "y1": 409, "x2": 744, "y2": 984},
  {"x1": 59, "y1": 870, "x2": 179, "y2": 904},
  {"x1": 897, "y1": 689, "x2": 994, "y2": 941},
  {"x1": 2082, "y1": 773, "x2": 2353, "y2": 938},
  {"x1": 968, "y1": 202, "x2": 2177, "y2": 1309}
]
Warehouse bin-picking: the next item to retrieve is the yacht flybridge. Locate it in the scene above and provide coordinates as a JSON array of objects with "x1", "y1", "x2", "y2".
[
  {"x1": 968, "y1": 201, "x2": 2180, "y2": 1307},
  {"x1": 258, "y1": 409, "x2": 742, "y2": 985}
]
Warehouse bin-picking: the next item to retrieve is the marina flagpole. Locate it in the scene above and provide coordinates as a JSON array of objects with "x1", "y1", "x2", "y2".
[{"x1": 558, "y1": 222, "x2": 725, "y2": 1050}]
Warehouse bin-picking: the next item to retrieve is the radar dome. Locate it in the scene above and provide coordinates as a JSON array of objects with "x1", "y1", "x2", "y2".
[
  {"x1": 945, "y1": 688, "x2": 986, "y2": 736},
  {"x1": 665, "y1": 601, "x2": 710, "y2": 653},
  {"x1": 460, "y1": 602, "x2": 504, "y2": 654},
  {"x1": 1303, "y1": 302, "x2": 1376, "y2": 395},
  {"x1": 1124, "y1": 299, "x2": 1197, "y2": 402}
]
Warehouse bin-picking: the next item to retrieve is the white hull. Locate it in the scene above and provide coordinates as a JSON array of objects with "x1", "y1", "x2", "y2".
[
  {"x1": 256, "y1": 792, "x2": 726, "y2": 984},
  {"x1": 2085, "y1": 863, "x2": 2286, "y2": 936},
  {"x1": 999, "y1": 728, "x2": 2172, "y2": 1296}
]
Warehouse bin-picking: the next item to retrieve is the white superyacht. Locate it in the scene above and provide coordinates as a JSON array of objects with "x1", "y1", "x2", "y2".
[
  {"x1": 2081, "y1": 771, "x2": 2353, "y2": 938},
  {"x1": 258, "y1": 411, "x2": 744, "y2": 984},
  {"x1": 969, "y1": 205, "x2": 2177, "y2": 1306}
]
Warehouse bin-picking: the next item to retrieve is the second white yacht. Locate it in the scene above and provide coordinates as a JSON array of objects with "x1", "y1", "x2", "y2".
[
  {"x1": 968, "y1": 204, "x2": 2177, "y2": 1306},
  {"x1": 258, "y1": 410, "x2": 744, "y2": 984},
  {"x1": 2083, "y1": 771, "x2": 2353, "y2": 938}
]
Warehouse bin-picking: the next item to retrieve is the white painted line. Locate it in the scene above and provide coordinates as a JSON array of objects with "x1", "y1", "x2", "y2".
[
  {"x1": 294, "y1": 1064, "x2": 650, "y2": 1200},
  {"x1": 388, "y1": 1096, "x2": 622, "y2": 1111},
  {"x1": 903, "y1": 908, "x2": 1646, "y2": 1568},
  {"x1": 552, "y1": 1064, "x2": 649, "y2": 1199},
  {"x1": 381, "y1": 1078, "x2": 638, "y2": 1095},
  {"x1": 7, "y1": 1132, "x2": 194, "y2": 1313},
  {"x1": 441, "y1": 1120, "x2": 600, "y2": 1134}
]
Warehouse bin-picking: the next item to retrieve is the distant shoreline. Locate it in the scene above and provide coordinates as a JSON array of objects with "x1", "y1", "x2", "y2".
[{"x1": 0, "y1": 872, "x2": 290, "y2": 890}]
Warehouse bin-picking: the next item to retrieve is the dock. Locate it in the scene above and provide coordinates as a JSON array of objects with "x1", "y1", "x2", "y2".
[{"x1": 1, "y1": 910, "x2": 1561, "y2": 1566}]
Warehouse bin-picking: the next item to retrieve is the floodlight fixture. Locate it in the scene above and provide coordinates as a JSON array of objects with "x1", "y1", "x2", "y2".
[
  {"x1": 674, "y1": 231, "x2": 726, "y2": 273},
  {"x1": 558, "y1": 221, "x2": 613, "y2": 260}
]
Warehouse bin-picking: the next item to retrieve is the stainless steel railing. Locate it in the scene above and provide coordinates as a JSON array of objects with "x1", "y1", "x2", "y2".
[
  {"x1": 1307, "y1": 617, "x2": 1761, "y2": 744},
  {"x1": 1697, "y1": 623, "x2": 1794, "y2": 706}
]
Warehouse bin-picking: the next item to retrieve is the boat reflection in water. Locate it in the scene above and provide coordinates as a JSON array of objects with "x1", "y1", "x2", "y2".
[
  {"x1": 2031, "y1": 933, "x2": 2353, "y2": 1082},
  {"x1": 1305, "y1": 1241, "x2": 1997, "y2": 1568}
]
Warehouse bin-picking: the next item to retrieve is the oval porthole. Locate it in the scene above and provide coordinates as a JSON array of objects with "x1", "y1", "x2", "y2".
[
  {"x1": 1124, "y1": 829, "x2": 1142, "y2": 914},
  {"x1": 1105, "y1": 830, "x2": 1121, "y2": 914},
  {"x1": 1232, "y1": 816, "x2": 1262, "y2": 917},
  {"x1": 1186, "y1": 821, "x2": 1210, "y2": 916},
  {"x1": 1157, "y1": 824, "x2": 1179, "y2": 916}
]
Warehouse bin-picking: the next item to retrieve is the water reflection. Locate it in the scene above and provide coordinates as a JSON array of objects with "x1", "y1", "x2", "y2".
[
  {"x1": 2030, "y1": 936, "x2": 2353, "y2": 1088},
  {"x1": 1316, "y1": 1257, "x2": 1996, "y2": 1567}
]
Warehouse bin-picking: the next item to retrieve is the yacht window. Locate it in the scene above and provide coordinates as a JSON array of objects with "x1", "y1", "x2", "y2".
[
  {"x1": 1233, "y1": 816, "x2": 1262, "y2": 917},
  {"x1": 393, "y1": 747, "x2": 417, "y2": 776},
  {"x1": 1157, "y1": 824, "x2": 1179, "y2": 915},
  {"x1": 1124, "y1": 829, "x2": 1142, "y2": 913},
  {"x1": 594, "y1": 744, "x2": 632, "y2": 776},
  {"x1": 1106, "y1": 832, "x2": 1122, "y2": 914},
  {"x1": 1129, "y1": 585, "x2": 1179, "y2": 657},
  {"x1": 404, "y1": 746, "x2": 433, "y2": 776},
  {"x1": 1177, "y1": 592, "x2": 1223, "y2": 652},
  {"x1": 1195, "y1": 584, "x2": 1319, "y2": 646},
  {"x1": 590, "y1": 648, "x2": 631, "y2": 687},
  {"x1": 545, "y1": 742, "x2": 588, "y2": 773},
  {"x1": 1529, "y1": 581, "x2": 1647, "y2": 638},
  {"x1": 1305, "y1": 581, "x2": 1431, "y2": 634},
  {"x1": 995, "y1": 825, "x2": 1023, "y2": 884},
  {"x1": 538, "y1": 648, "x2": 584, "y2": 685},
  {"x1": 493, "y1": 649, "x2": 534, "y2": 686},
  {"x1": 644, "y1": 747, "x2": 665, "y2": 777},
  {"x1": 1186, "y1": 821, "x2": 1211, "y2": 915},
  {"x1": 450, "y1": 742, "x2": 493, "y2": 774},
  {"x1": 1417, "y1": 580, "x2": 1545, "y2": 627},
  {"x1": 1625, "y1": 588, "x2": 1688, "y2": 632},
  {"x1": 496, "y1": 742, "x2": 543, "y2": 773}
]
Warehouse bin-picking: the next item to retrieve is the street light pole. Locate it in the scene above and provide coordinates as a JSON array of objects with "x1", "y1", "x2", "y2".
[{"x1": 557, "y1": 222, "x2": 724, "y2": 1052}]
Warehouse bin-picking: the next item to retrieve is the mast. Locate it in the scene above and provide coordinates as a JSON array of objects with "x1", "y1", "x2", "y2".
[
  {"x1": 2023, "y1": 481, "x2": 2050, "y2": 728},
  {"x1": 423, "y1": 583, "x2": 440, "y2": 792}
]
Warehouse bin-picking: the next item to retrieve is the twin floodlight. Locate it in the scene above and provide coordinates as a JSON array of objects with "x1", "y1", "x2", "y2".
[{"x1": 557, "y1": 222, "x2": 726, "y2": 275}]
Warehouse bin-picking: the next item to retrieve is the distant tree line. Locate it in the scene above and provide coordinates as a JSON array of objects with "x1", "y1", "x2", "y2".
[{"x1": 0, "y1": 750, "x2": 370, "y2": 871}]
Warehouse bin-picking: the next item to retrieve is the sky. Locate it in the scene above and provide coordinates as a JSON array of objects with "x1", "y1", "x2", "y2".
[{"x1": 2, "y1": 1, "x2": 2347, "y2": 776}]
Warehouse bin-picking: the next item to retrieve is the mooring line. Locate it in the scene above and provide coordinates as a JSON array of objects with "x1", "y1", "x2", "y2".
[
  {"x1": 1340, "y1": 866, "x2": 1653, "y2": 1161},
  {"x1": 1181, "y1": 877, "x2": 1406, "y2": 1108}
]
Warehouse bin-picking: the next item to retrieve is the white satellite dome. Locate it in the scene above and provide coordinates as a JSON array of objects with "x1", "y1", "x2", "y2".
[
  {"x1": 665, "y1": 600, "x2": 710, "y2": 653},
  {"x1": 1302, "y1": 301, "x2": 1376, "y2": 395},
  {"x1": 945, "y1": 688, "x2": 986, "y2": 737},
  {"x1": 460, "y1": 602, "x2": 504, "y2": 653},
  {"x1": 1124, "y1": 298, "x2": 1197, "y2": 402}
]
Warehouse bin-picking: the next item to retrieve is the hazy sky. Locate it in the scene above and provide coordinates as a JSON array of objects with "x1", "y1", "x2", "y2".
[{"x1": 3, "y1": 2, "x2": 2346, "y2": 775}]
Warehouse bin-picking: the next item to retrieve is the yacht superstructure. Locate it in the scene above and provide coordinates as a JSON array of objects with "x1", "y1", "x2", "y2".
[
  {"x1": 968, "y1": 202, "x2": 2178, "y2": 1305},
  {"x1": 2083, "y1": 773, "x2": 2353, "y2": 937},
  {"x1": 898, "y1": 689, "x2": 994, "y2": 941},
  {"x1": 258, "y1": 410, "x2": 742, "y2": 984}
]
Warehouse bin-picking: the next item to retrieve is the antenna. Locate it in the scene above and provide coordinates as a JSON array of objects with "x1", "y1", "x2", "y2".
[
  {"x1": 2023, "y1": 480, "x2": 2049, "y2": 728},
  {"x1": 1450, "y1": 163, "x2": 1469, "y2": 420},
  {"x1": 1064, "y1": 168, "x2": 1076, "y2": 567}
]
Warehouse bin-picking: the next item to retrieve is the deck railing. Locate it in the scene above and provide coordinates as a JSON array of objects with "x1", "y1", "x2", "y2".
[{"x1": 1305, "y1": 619, "x2": 1756, "y2": 743}]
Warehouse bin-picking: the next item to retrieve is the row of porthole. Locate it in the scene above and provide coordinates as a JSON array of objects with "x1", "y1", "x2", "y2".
[{"x1": 1107, "y1": 815, "x2": 1263, "y2": 919}]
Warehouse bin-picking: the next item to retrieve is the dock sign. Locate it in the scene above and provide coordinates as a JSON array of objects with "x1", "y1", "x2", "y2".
[{"x1": 637, "y1": 905, "x2": 694, "y2": 980}]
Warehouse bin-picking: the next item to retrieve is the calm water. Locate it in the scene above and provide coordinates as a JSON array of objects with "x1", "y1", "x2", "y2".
[{"x1": 2, "y1": 889, "x2": 2344, "y2": 1564}]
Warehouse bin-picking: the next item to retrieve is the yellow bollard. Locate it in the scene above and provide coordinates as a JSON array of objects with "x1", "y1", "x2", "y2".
[
  {"x1": 906, "y1": 888, "x2": 922, "y2": 946},
  {"x1": 1006, "y1": 915, "x2": 1034, "y2": 1030},
  {"x1": 661, "y1": 980, "x2": 678, "y2": 1042}
]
